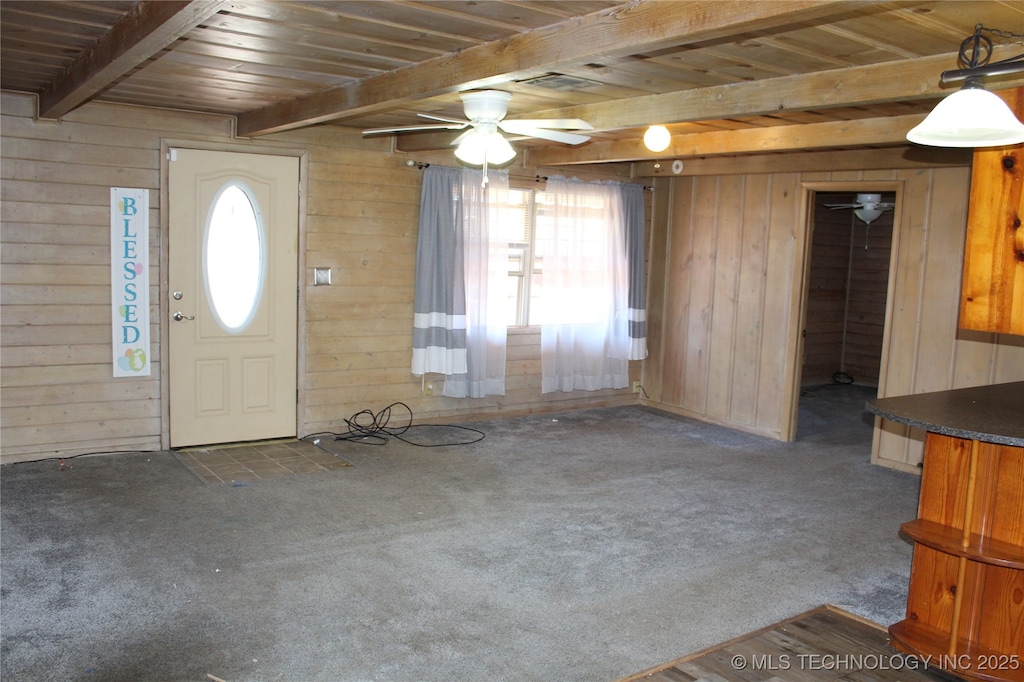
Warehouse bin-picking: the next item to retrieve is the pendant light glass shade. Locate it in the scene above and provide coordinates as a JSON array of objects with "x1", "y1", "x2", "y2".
[
  {"x1": 453, "y1": 129, "x2": 516, "y2": 166},
  {"x1": 643, "y1": 125, "x2": 671, "y2": 152},
  {"x1": 907, "y1": 82, "x2": 1024, "y2": 147}
]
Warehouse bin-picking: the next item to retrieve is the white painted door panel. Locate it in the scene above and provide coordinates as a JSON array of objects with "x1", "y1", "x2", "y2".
[{"x1": 168, "y1": 149, "x2": 298, "y2": 447}]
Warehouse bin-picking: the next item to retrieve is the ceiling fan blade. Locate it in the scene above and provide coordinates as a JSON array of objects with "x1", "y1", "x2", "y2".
[
  {"x1": 418, "y1": 113, "x2": 471, "y2": 125},
  {"x1": 824, "y1": 203, "x2": 860, "y2": 209},
  {"x1": 498, "y1": 122, "x2": 590, "y2": 145},
  {"x1": 363, "y1": 123, "x2": 467, "y2": 135},
  {"x1": 502, "y1": 118, "x2": 594, "y2": 130}
]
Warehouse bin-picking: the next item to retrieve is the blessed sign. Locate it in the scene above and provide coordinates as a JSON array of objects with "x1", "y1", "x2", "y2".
[{"x1": 111, "y1": 187, "x2": 151, "y2": 377}]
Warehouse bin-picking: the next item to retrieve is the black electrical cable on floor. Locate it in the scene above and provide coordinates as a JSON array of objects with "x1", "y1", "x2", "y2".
[
  {"x1": 11, "y1": 406, "x2": 482, "y2": 468},
  {"x1": 305, "y1": 401, "x2": 484, "y2": 448},
  {"x1": 2, "y1": 450, "x2": 161, "y2": 467}
]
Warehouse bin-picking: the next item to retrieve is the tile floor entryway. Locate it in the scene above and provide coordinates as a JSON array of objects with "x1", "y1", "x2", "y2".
[{"x1": 175, "y1": 439, "x2": 350, "y2": 485}]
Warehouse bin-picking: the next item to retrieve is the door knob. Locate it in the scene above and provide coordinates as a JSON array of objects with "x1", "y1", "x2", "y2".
[{"x1": 172, "y1": 311, "x2": 195, "y2": 321}]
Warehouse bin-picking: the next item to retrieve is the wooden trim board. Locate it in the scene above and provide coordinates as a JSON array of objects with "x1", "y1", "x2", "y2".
[{"x1": 618, "y1": 605, "x2": 957, "y2": 682}]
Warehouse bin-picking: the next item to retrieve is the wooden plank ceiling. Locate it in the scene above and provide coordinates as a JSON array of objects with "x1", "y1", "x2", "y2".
[{"x1": 2, "y1": 0, "x2": 1023, "y2": 168}]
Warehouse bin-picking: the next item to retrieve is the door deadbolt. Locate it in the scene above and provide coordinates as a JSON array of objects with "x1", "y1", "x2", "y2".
[{"x1": 172, "y1": 291, "x2": 183, "y2": 300}]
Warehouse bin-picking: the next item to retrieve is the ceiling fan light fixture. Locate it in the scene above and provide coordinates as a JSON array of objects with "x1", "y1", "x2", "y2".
[
  {"x1": 824, "y1": 193, "x2": 895, "y2": 224},
  {"x1": 460, "y1": 90, "x2": 513, "y2": 122},
  {"x1": 854, "y1": 207, "x2": 884, "y2": 224},
  {"x1": 644, "y1": 125, "x2": 671, "y2": 152},
  {"x1": 454, "y1": 129, "x2": 516, "y2": 166}
]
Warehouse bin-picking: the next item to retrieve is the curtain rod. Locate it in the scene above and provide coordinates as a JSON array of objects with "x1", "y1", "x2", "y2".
[{"x1": 405, "y1": 160, "x2": 653, "y2": 191}]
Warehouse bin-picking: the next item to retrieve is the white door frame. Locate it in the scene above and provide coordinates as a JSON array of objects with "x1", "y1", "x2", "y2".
[{"x1": 158, "y1": 140, "x2": 308, "y2": 450}]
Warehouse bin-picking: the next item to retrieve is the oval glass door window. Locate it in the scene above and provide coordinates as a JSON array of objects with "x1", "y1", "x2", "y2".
[{"x1": 204, "y1": 182, "x2": 264, "y2": 332}]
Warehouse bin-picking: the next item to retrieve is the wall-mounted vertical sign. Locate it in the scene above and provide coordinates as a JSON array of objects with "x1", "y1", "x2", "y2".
[{"x1": 111, "y1": 187, "x2": 151, "y2": 377}]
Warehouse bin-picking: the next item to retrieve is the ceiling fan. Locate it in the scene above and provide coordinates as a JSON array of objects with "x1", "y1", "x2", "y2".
[
  {"x1": 824, "y1": 193, "x2": 895, "y2": 224},
  {"x1": 362, "y1": 90, "x2": 593, "y2": 180}
]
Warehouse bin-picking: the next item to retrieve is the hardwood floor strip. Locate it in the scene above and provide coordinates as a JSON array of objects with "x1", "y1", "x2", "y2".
[{"x1": 618, "y1": 605, "x2": 957, "y2": 682}]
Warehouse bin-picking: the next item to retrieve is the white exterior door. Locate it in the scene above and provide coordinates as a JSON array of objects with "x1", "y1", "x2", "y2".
[{"x1": 168, "y1": 148, "x2": 299, "y2": 447}]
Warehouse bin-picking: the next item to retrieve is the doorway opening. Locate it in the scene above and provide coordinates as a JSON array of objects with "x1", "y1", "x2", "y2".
[{"x1": 795, "y1": 189, "x2": 897, "y2": 440}]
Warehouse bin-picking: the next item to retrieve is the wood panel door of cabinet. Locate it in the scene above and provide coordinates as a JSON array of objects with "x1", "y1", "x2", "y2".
[{"x1": 959, "y1": 87, "x2": 1024, "y2": 336}]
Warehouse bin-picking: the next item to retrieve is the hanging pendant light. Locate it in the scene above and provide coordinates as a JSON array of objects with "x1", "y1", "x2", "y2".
[
  {"x1": 907, "y1": 78, "x2": 1024, "y2": 147},
  {"x1": 906, "y1": 24, "x2": 1024, "y2": 148}
]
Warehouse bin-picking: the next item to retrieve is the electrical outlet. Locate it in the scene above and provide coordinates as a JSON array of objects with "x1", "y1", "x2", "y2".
[
  {"x1": 632, "y1": 380, "x2": 641, "y2": 394},
  {"x1": 424, "y1": 382, "x2": 433, "y2": 396}
]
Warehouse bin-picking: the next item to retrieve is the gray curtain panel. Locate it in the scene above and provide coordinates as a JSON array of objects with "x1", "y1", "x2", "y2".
[
  {"x1": 411, "y1": 166, "x2": 467, "y2": 376},
  {"x1": 622, "y1": 182, "x2": 648, "y2": 360}
]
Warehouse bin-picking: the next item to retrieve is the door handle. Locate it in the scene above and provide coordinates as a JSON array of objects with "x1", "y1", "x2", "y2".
[{"x1": 172, "y1": 311, "x2": 195, "y2": 322}]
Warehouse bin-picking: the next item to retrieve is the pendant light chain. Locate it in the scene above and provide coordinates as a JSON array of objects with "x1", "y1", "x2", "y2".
[{"x1": 962, "y1": 25, "x2": 1024, "y2": 70}]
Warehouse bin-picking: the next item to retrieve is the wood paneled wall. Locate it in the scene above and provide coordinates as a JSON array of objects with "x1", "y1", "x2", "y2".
[
  {"x1": 2, "y1": 94, "x2": 196, "y2": 460},
  {"x1": 644, "y1": 172, "x2": 801, "y2": 439},
  {"x1": 643, "y1": 165, "x2": 1024, "y2": 472},
  {"x1": 277, "y1": 124, "x2": 644, "y2": 437},
  {"x1": 0, "y1": 93, "x2": 639, "y2": 463},
  {"x1": 866, "y1": 167, "x2": 1024, "y2": 473},
  {"x1": 4, "y1": 90, "x2": 1020, "y2": 471}
]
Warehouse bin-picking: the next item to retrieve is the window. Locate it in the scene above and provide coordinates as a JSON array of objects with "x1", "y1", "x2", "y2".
[
  {"x1": 411, "y1": 165, "x2": 646, "y2": 396},
  {"x1": 204, "y1": 182, "x2": 264, "y2": 332},
  {"x1": 489, "y1": 187, "x2": 536, "y2": 327},
  {"x1": 491, "y1": 185, "x2": 619, "y2": 328}
]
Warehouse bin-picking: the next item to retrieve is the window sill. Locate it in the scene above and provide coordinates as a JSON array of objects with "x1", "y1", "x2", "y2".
[{"x1": 508, "y1": 325, "x2": 541, "y2": 335}]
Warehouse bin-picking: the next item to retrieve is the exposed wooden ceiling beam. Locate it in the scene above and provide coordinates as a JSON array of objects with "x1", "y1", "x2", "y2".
[
  {"x1": 236, "y1": 0, "x2": 869, "y2": 137},
  {"x1": 526, "y1": 114, "x2": 929, "y2": 166},
  {"x1": 517, "y1": 44, "x2": 1024, "y2": 132},
  {"x1": 37, "y1": 0, "x2": 232, "y2": 120},
  {"x1": 631, "y1": 147, "x2": 971, "y2": 177},
  {"x1": 391, "y1": 45, "x2": 1024, "y2": 159}
]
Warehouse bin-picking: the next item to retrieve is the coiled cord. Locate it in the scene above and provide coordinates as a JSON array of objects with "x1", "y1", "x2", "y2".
[{"x1": 306, "y1": 401, "x2": 485, "y2": 448}]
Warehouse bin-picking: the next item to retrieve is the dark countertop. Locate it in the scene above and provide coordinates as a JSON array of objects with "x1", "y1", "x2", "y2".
[{"x1": 866, "y1": 381, "x2": 1024, "y2": 447}]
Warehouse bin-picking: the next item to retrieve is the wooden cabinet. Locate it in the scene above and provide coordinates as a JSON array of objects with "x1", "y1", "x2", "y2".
[
  {"x1": 959, "y1": 87, "x2": 1024, "y2": 336},
  {"x1": 867, "y1": 384, "x2": 1024, "y2": 682},
  {"x1": 889, "y1": 432, "x2": 1024, "y2": 682}
]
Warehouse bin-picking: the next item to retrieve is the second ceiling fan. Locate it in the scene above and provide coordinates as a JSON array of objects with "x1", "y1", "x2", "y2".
[{"x1": 824, "y1": 193, "x2": 895, "y2": 224}]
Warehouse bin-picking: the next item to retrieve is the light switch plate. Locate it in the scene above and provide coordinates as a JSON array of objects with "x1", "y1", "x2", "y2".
[{"x1": 313, "y1": 267, "x2": 332, "y2": 286}]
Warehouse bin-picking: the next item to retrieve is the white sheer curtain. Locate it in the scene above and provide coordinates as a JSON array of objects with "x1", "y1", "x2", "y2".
[
  {"x1": 538, "y1": 177, "x2": 630, "y2": 393},
  {"x1": 444, "y1": 168, "x2": 508, "y2": 397}
]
